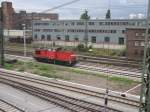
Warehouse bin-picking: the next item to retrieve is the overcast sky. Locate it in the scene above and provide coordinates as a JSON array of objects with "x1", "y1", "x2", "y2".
[{"x1": 0, "y1": 0, "x2": 148, "y2": 19}]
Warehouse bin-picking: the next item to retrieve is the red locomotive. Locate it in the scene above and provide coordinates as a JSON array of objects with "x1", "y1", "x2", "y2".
[{"x1": 33, "y1": 47, "x2": 77, "y2": 66}]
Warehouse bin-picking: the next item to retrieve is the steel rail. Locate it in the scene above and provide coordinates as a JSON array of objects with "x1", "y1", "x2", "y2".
[
  {"x1": 0, "y1": 76, "x2": 121, "y2": 112},
  {"x1": 0, "y1": 70, "x2": 140, "y2": 108},
  {"x1": 0, "y1": 99, "x2": 25, "y2": 112}
]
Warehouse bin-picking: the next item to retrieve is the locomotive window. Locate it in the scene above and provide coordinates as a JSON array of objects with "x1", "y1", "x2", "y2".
[{"x1": 36, "y1": 51, "x2": 41, "y2": 54}]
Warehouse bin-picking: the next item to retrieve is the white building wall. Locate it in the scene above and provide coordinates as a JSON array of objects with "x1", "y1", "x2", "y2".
[{"x1": 32, "y1": 19, "x2": 146, "y2": 45}]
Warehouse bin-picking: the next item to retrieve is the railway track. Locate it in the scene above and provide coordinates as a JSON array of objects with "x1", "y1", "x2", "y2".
[
  {"x1": 0, "y1": 70, "x2": 140, "y2": 112},
  {"x1": 5, "y1": 49, "x2": 142, "y2": 78},
  {"x1": 5, "y1": 49, "x2": 141, "y2": 68},
  {"x1": 5, "y1": 54, "x2": 142, "y2": 79},
  {"x1": 5, "y1": 49, "x2": 32, "y2": 57},
  {"x1": 78, "y1": 55, "x2": 141, "y2": 68},
  {"x1": 0, "y1": 99, "x2": 24, "y2": 112},
  {"x1": 75, "y1": 62, "x2": 142, "y2": 78}
]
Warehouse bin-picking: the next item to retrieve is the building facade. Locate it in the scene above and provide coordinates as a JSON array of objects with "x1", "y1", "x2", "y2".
[
  {"x1": 0, "y1": 1, "x2": 59, "y2": 30},
  {"x1": 1, "y1": 2, "x2": 14, "y2": 29},
  {"x1": 32, "y1": 19, "x2": 146, "y2": 46},
  {"x1": 4, "y1": 30, "x2": 32, "y2": 43},
  {"x1": 13, "y1": 11, "x2": 59, "y2": 30},
  {"x1": 126, "y1": 27, "x2": 146, "y2": 60}
]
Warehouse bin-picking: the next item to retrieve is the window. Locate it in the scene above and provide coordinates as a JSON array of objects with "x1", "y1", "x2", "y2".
[
  {"x1": 47, "y1": 35, "x2": 51, "y2": 41},
  {"x1": 43, "y1": 29, "x2": 53, "y2": 32},
  {"x1": 34, "y1": 29, "x2": 40, "y2": 32},
  {"x1": 141, "y1": 50, "x2": 144, "y2": 56},
  {"x1": 34, "y1": 23, "x2": 49, "y2": 26},
  {"x1": 105, "y1": 22, "x2": 110, "y2": 25},
  {"x1": 41, "y1": 35, "x2": 45, "y2": 40},
  {"x1": 135, "y1": 41, "x2": 139, "y2": 46},
  {"x1": 110, "y1": 30, "x2": 116, "y2": 33},
  {"x1": 104, "y1": 37, "x2": 110, "y2": 43},
  {"x1": 148, "y1": 29, "x2": 150, "y2": 34},
  {"x1": 140, "y1": 41, "x2": 145, "y2": 46},
  {"x1": 135, "y1": 33, "x2": 139, "y2": 36},
  {"x1": 122, "y1": 30, "x2": 125, "y2": 34},
  {"x1": 34, "y1": 34, "x2": 37, "y2": 40},
  {"x1": 35, "y1": 51, "x2": 41, "y2": 55},
  {"x1": 89, "y1": 22, "x2": 95, "y2": 25},
  {"x1": 99, "y1": 22, "x2": 104, "y2": 25},
  {"x1": 91, "y1": 36, "x2": 96, "y2": 43},
  {"x1": 53, "y1": 23, "x2": 56, "y2": 26},
  {"x1": 134, "y1": 50, "x2": 138, "y2": 55},
  {"x1": 136, "y1": 32, "x2": 145, "y2": 36},
  {"x1": 118, "y1": 37, "x2": 124, "y2": 45},
  {"x1": 71, "y1": 22, "x2": 75, "y2": 26},
  {"x1": 142, "y1": 33, "x2": 145, "y2": 36},
  {"x1": 77, "y1": 22, "x2": 84, "y2": 25},
  {"x1": 65, "y1": 35, "x2": 70, "y2": 41},
  {"x1": 74, "y1": 37, "x2": 79, "y2": 41},
  {"x1": 56, "y1": 35, "x2": 61, "y2": 40},
  {"x1": 74, "y1": 35, "x2": 79, "y2": 41},
  {"x1": 57, "y1": 37, "x2": 61, "y2": 40}
]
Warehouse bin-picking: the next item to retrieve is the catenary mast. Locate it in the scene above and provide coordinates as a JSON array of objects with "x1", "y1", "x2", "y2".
[
  {"x1": 0, "y1": 7, "x2": 4, "y2": 67},
  {"x1": 139, "y1": 0, "x2": 150, "y2": 111}
]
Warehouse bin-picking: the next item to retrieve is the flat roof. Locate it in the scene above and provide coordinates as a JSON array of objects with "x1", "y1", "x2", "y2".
[{"x1": 33, "y1": 19, "x2": 146, "y2": 22}]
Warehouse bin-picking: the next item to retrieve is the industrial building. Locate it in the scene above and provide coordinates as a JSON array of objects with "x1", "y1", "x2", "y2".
[
  {"x1": 4, "y1": 30, "x2": 32, "y2": 43},
  {"x1": 0, "y1": 1, "x2": 59, "y2": 30},
  {"x1": 32, "y1": 19, "x2": 146, "y2": 47},
  {"x1": 126, "y1": 27, "x2": 146, "y2": 60}
]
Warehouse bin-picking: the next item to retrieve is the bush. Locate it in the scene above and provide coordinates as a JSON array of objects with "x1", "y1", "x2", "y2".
[
  {"x1": 89, "y1": 45, "x2": 93, "y2": 49},
  {"x1": 77, "y1": 44, "x2": 88, "y2": 52}
]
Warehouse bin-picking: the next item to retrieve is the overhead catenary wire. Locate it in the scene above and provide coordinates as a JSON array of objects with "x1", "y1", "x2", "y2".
[{"x1": 41, "y1": 0, "x2": 81, "y2": 13}]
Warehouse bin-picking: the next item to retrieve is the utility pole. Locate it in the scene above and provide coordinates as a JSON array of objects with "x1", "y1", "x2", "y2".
[
  {"x1": 22, "y1": 24, "x2": 27, "y2": 57},
  {"x1": 0, "y1": 8, "x2": 4, "y2": 67},
  {"x1": 139, "y1": 0, "x2": 150, "y2": 112},
  {"x1": 84, "y1": 19, "x2": 88, "y2": 48}
]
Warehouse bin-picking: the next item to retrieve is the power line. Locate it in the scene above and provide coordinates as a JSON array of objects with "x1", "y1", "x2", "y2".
[
  {"x1": 9, "y1": 0, "x2": 81, "y2": 25},
  {"x1": 42, "y1": 0, "x2": 81, "y2": 13},
  {"x1": 15, "y1": 4, "x2": 146, "y2": 12}
]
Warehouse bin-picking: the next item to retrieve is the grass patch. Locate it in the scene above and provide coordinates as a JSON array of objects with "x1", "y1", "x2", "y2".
[
  {"x1": 68, "y1": 68, "x2": 139, "y2": 85},
  {"x1": 4, "y1": 60, "x2": 139, "y2": 86},
  {"x1": 4, "y1": 60, "x2": 68, "y2": 80},
  {"x1": 109, "y1": 76, "x2": 139, "y2": 85},
  {"x1": 69, "y1": 68, "x2": 107, "y2": 78},
  {"x1": 4, "y1": 63, "x2": 14, "y2": 70}
]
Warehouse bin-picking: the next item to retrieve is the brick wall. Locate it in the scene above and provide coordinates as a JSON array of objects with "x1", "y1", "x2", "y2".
[{"x1": 126, "y1": 28, "x2": 146, "y2": 60}]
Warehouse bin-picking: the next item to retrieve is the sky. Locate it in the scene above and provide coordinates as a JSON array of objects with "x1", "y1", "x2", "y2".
[{"x1": 0, "y1": 0, "x2": 148, "y2": 19}]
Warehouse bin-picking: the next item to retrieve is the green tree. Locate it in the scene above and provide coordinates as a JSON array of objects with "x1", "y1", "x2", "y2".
[
  {"x1": 80, "y1": 10, "x2": 90, "y2": 20},
  {"x1": 106, "y1": 9, "x2": 111, "y2": 19}
]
